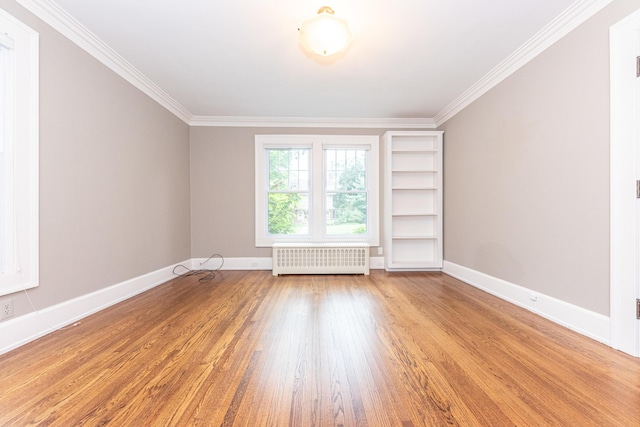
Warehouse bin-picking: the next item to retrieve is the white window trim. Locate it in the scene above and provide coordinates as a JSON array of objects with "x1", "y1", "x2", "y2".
[
  {"x1": 0, "y1": 10, "x2": 39, "y2": 296},
  {"x1": 255, "y1": 134, "x2": 379, "y2": 247}
]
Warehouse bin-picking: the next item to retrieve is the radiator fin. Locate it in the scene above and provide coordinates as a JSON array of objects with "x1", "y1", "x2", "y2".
[{"x1": 272, "y1": 243, "x2": 370, "y2": 276}]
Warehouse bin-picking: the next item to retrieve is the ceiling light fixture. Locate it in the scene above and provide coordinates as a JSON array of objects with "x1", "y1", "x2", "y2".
[{"x1": 298, "y1": 6, "x2": 352, "y2": 57}]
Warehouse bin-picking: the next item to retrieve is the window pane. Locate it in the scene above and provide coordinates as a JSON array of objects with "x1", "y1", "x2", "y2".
[
  {"x1": 268, "y1": 193, "x2": 309, "y2": 235},
  {"x1": 267, "y1": 147, "x2": 310, "y2": 236},
  {"x1": 326, "y1": 193, "x2": 367, "y2": 235},
  {"x1": 268, "y1": 148, "x2": 309, "y2": 191},
  {"x1": 325, "y1": 148, "x2": 366, "y2": 191},
  {"x1": 256, "y1": 134, "x2": 378, "y2": 247}
]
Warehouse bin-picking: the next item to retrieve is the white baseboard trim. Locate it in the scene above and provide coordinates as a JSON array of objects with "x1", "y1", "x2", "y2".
[
  {"x1": 442, "y1": 261, "x2": 611, "y2": 346},
  {"x1": 0, "y1": 259, "x2": 190, "y2": 355},
  {"x1": 370, "y1": 256, "x2": 385, "y2": 269},
  {"x1": 192, "y1": 256, "x2": 271, "y2": 270},
  {"x1": 193, "y1": 256, "x2": 387, "y2": 271},
  {"x1": 0, "y1": 255, "x2": 390, "y2": 355}
]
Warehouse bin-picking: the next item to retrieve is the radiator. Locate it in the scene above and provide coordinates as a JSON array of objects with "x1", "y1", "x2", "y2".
[{"x1": 272, "y1": 243, "x2": 370, "y2": 276}]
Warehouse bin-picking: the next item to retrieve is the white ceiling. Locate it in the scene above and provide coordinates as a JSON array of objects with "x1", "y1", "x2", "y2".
[{"x1": 46, "y1": 0, "x2": 586, "y2": 123}]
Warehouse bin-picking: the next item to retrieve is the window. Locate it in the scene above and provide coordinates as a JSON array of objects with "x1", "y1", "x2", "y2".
[
  {"x1": 255, "y1": 135, "x2": 379, "y2": 246},
  {"x1": 0, "y1": 10, "x2": 39, "y2": 296}
]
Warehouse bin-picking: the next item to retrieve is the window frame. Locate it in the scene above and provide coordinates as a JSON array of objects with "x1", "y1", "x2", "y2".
[
  {"x1": 265, "y1": 146, "x2": 311, "y2": 236},
  {"x1": 0, "y1": 10, "x2": 39, "y2": 296},
  {"x1": 255, "y1": 135, "x2": 379, "y2": 247}
]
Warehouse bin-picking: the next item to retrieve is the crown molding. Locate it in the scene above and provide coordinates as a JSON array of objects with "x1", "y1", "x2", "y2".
[
  {"x1": 15, "y1": 0, "x2": 192, "y2": 124},
  {"x1": 190, "y1": 115, "x2": 437, "y2": 129},
  {"x1": 434, "y1": 0, "x2": 614, "y2": 127},
  {"x1": 13, "y1": 0, "x2": 434, "y2": 130},
  {"x1": 15, "y1": 0, "x2": 612, "y2": 129}
]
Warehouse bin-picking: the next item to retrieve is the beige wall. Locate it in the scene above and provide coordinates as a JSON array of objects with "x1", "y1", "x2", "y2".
[
  {"x1": 439, "y1": 0, "x2": 640, "y2": 316},
  {"x1": 1, "y1": 0, "x2": 191, "y2": 317},
  {"x1": 190, "y1": 127, "x2": 395, "y2": 258}
]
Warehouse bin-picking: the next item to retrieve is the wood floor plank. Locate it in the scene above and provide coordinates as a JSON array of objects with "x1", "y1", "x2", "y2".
[{"x1": 1, "y1": 270, "x2": 640, "y2": 426}]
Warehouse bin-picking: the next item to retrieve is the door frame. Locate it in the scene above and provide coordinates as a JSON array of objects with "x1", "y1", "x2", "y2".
[{"x1": 610, "y1": 7, "x2": 640, "y2": 357}]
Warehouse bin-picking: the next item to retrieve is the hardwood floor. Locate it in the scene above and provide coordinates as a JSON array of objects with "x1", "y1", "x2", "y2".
[{"x1": 1, "y1": 271, "x2": 639, "y2": 426}]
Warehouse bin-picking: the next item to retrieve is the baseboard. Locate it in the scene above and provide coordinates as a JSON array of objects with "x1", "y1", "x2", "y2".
[
  {"x1": 192, "y1": 256, "x2": 271, "y2": 270},
  {"x1": 0, "y1": 255, "x2": 389, "y2": 355},
  {"x1": 442, "y1": 261, "x2": 611, "y2": 346},
  {"x1": 193, "y1": 256, "x2": 387, "y2": 270},
  {"x1": 370, "y1": 256, "x2": 384, "y2": 269},
  {"x1": 0, "y1": 260, "x2": 190, "y2": 355}
]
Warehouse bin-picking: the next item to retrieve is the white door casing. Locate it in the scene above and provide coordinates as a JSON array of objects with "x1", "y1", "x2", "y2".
[{"x1": 610, "y1": 7, "x2": 640, "y2": 357}]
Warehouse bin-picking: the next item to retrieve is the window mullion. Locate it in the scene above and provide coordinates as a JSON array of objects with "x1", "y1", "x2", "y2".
[{"x1": 255, "y1": 134, "x2": 379, "y2": 247}]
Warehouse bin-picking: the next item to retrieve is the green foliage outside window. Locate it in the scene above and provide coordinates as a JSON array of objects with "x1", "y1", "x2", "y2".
[
  {"x1": 330, "y1": 154, "x2": 367, "y2": 232},
  {"x1": 267, "y1": 149, "x2": 307, "y2": 235},
  {"x1": 268, "y1": 193, "x2": 301, "y2": 234}
]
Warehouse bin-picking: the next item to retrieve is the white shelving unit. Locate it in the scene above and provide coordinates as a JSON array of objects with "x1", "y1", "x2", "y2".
[{"x1": 383, "y1": 131, "x2": 444, "y2": 270}]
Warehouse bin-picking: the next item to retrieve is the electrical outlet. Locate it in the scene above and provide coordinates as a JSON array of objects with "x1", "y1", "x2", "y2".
[
  {"x1": 1, "y1": 299, "x2": 14, "y2": 320},
  {"x1": 377, "y1": 247, "x2": 383, "y2": 255}
]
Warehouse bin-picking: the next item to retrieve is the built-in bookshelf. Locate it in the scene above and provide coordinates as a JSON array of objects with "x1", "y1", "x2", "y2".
[{"x1": 383, "y1": 131, "x2": 443, "y2": 270}]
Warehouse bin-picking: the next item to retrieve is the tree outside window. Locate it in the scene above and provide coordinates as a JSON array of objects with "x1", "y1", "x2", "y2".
[
  {"x1": 255, "y1": 135, "x2": 379, "y2": 247},
  {"x1": 267, "y1": 148, "x2": 309, "y2": 235},
  {"x1": 325, "y1": 148, "x2": 367, "y2": 235}
]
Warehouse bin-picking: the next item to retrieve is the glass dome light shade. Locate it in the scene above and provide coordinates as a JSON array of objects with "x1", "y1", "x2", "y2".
[{"x1": 298, "y1": 7, "x2": 352, "y2": 57}]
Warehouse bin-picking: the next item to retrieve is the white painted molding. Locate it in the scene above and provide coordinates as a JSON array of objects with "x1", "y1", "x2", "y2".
[
  {"x1": 192, "y1": 256, "x2": 271, "y2": 271},
  {"x1": 0, "y1": 260, "x2": 190, "y2": 355},
  {"x1": 0, "y1": 255, "x2": 386, "y2": 354},
  {"x1": 190, "y1": 116, "x2": 437, "y2": 129},
  {"x1": 192, "y1": 256, "x2": 386, "y2": 270},
  {"x1": 434, "y1": 0, "x2": 614, "y2": 126},
  {"x1": 8, "y1": 256, "x2": 602, "y2": 355},
  {"x1": 13, "y1": 0, "x2": 437, "y2": 130},
  {"x1": 609, "y1": 7, "x2": 640, "y2": 357},
  {"x1": 442, "y1": 261, "x2": 611, "y2": 346},
  {"x1": 13, "y1": 0, "x2": 613, "y2": 130},
  {"x1": 369, "y1": 256, "x2": 385, "y2": 270},
  {"x1": 14, "y1": 0, "x2": 192, "y2": 123},
  {"x1": 0, "y1": 8, "x2": 39, "y2": 297}
]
